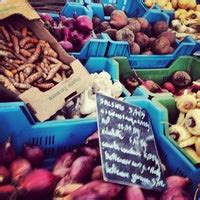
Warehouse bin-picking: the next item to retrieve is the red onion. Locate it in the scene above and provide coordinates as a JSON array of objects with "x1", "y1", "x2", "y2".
[
  {"x1": 76, "y1": 15, "x2": 93, "y2": 32},
  {"x1": 160, "y1": 187, "x2": 191, "y2": 200},
  {"x1": 59, "y1": 41, "x2": 73, "y2": 52},
  {"x1": 53, "y1": 152, "x2": 77, "y2": 178},
  {"x1": 10, "y1": 158, "x2": 31, "y2": 184},
  {"x1": 23, "y1": 144, "x2": 44, "y2": 168},
  {"x1": 0, "y1": 137, "x2": 15, "y2": 166},
  {"x1": 142, "y1": 80, "x2": 162, "y2": 93},
  {"x1": 0, "y1": 185, "x2": 15, "y2": 200},
  {"x1": 61, "y1": 17, "x2": 76, "y2": 30},
  {"x1": 39, "y1": 13, "x2": 53, "y2": 24},
  {"x1": 18, "y1": 169, "x2": 59, "y2": 200},
  {"x1": 163, "y1": 82, "x2": 176, "y2": 94},
  {"x1": 62, "y1": 27, "x2": 71, "y2": 41},
  {"x1": 70, "y1": 30, "x2": 84, "y2": 51},
  {"x1": 0, "y1": 166, "x2": 10, "y2": 185}
]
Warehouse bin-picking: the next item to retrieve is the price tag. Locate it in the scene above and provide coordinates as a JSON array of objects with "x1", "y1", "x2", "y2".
[{"x1": 96, "y1": 93, "x2": 166, "y2": 191}]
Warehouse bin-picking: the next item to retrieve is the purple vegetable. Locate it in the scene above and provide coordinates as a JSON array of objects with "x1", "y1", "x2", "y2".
[
  {"x1": 70, "y1": 30, "x2": 84, "y2": 51},
  {"x1": 39, "y1": 13, "x2": 53, "y2": 24},
  {"x1": 59, "y1": 41, "x2": 73, "y2": 52},
  {"x1": 62, "y1": 27, "x2": 71, "y2": 41},
  {"x1": 53, "y1": 27, "x2": 63, "y2": 41},
  {"x1": 63, "y1": 18, "x2": 76, "y2": 30},
  {"x1": 76, "y1": 16, "x2": 93, "y2": 32}
]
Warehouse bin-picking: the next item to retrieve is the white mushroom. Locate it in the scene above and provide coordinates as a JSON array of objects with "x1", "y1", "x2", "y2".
[{"x1": 111, "y1": 81, "x2": 123, "y2": 98}]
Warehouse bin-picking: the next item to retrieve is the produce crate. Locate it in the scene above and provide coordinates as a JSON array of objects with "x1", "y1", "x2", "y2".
[
  {"x1": 0, "y1": 97, "x2": 165, "y2": 167},
  {"x1": 113, "y1": 57, "x2": 172, "y2": 99},
  {"x1": 103, "y1": 8, "x2": 195, "y2": 69},
  {"x1": 0, "y1": 57, "x2": 124, "y2": 122},
  {"x1": 42, "y1": 2, "x2": 108, "y2": 59},
  {"x1": 133, "y1": 56, "x2": 200, "y2": 97},
  {"x1": 152, "y1": 95, "x2": 200, "y2": 194}
]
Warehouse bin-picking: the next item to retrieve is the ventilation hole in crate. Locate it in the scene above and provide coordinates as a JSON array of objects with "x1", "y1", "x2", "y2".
[
  {"x1": 49, "y1": 136, "x2": 51, "y2": 145},
  {"x1": 32, "y1": 138, "x2": 35, "y2": 145},
  {"x1": 39, "y1": 137, "x2": 42, "y2": 145},
  {"x1": 52, "y1": 136, "x2": 55, "y2": 145}
]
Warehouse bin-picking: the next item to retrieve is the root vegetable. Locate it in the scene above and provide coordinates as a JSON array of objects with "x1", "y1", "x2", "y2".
[
  {"x1": 130, "y1": 42, "x2": 140, "y2": 54},
  {"x1": 23, "y1": 144, "x2": 44, "y2": 168},
  {"x1": 104, "y1": 29, "x2": 117, "y2": 40},
  {"x1": 59, "y1": 41, "x2": 73, "y2": 52},
  {"x1": 115, "y1": 28, "x2": 135, "y2": 44},
  {"x1": 172, "y1": 71, "x2": 191, "y2": 87},
  {"x1": 76, "y1": 16, "x2": 93, "y2": 32},
  {"x1": 142, "y1": 50, "x2": 153, "y2": 55},
  {"x1": 166, "y1": 175, "x2": 189, "y2": 189},
  {"x1": 153, "y1": 21, "x2": 168, "y2": 35},
  {"x1": 0, "y1": 75, "x2": 19, "y2": 95},
  {"x1": 163, "y1": 82, "x2": 176, "y2": 93},
  {"x1": 110, "y1": 10, "x2": 128, "y2": 29},
  {"x1": 21, "y1": 27, "x2": 28, "y2": 38},
  {"x1": 11, "y1": 35, "x2": 19, "y2": 54},
  {"x1": 18, "y1": 169, "x2": 59, "y2": 200},
  {"x1": 152, "y1": 36, "x2": 171, "y2": 54},
  {"x1": 20, "y1": 49, "x2": 32, "y2": 57},
  {"x1": 25, "y1": 72, "x2": 42, "y2": 84},
  {"x1": 135, "y1": 32, "x2": 149, "y2": 48},
  {"x1": 104, "y1": 4, "x2": 116, "y2": 16},
  {"x1": 158, "y1": 31, "x2": 176, "y2": 45},
  {"x1": 19, "y1": 36, "x2": 38, "y2": 48},
  {"x1": 46, "y1": 63, "x2": 62, "y2": 81},
  {"x1": 36, "y1": 83, "x2": 55, "y2": 90},
  {"x1": 138, "y1": 18, "x2": 149, "y2": 31},
  {"x1": 128, "y1": 18, "x2": 141, "y2": 32},
  {"x1": 123, "y1": 186, "x2": 145, "y2": 200},
  {"x1": 70, "y1": 156, "x2": 94, "y2": 182},
  {"x1": 10, "y1": 158, "x2": 32, "y2": 183},
  {"x1": 0, "y1": 185, "x2": 15, "y2": 200},
  {"x1": 91, "y1": 166, "x2": 103, "y2": 180},
  {"x1": 0, "y1": 26, "x2": 10, "y2": 42},
  {"x1": 27, "y1": 43, "x2": 41, "y2": 63}
]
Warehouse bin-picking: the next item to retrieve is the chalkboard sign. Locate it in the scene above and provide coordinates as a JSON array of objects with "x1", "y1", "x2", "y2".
[{"x1": 96, "y1": 93, "x2": 166, "y2": 191}]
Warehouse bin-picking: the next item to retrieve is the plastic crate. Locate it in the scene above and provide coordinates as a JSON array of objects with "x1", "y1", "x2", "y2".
[
  {"x1": 42, "y1": 3, "x2": 108, "y2": 59},
  {"x1": 152, "y1": 95, "x2": 200, "y2": 194},
  {"x1": 135, "y1": 56, "x2": 200, "y2": 84}
]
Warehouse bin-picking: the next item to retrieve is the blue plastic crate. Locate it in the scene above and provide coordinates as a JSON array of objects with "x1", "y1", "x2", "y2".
[{"x1": 42, "y1": 3, "x2": 108, "y2": 59}]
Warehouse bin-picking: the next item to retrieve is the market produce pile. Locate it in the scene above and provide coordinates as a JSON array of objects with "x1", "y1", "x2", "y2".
[
  {"x1": 0, "y1": 25, "x2": 73, "y2": 94},
  {"x1": 93, "y1": 10, "x2": 177, "y2": 55},
  {"x1": 0, "y1": 134, "x2": 191, "y2": 200}
]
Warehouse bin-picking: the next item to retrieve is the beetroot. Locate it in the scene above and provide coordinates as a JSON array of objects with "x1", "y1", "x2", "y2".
[
  {"x1": 163, "y1": 82, "x2": 176, "y2": 94},
  {"x1": 76, "y1": 16, "x2": 93, "y2": 32},
  {"x1": 0, "y1": 166, "x2": 10, "y2": 185}
]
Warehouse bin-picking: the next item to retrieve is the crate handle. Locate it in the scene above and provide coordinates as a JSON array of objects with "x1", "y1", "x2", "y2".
[{"x1": 194, "y1": 185, "x2": 200, "y2": 200}]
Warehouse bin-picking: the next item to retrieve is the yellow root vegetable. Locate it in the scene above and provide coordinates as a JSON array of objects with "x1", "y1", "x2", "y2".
[
  {"x1": 46, "y1": 63, "x2": 62, "y2": 81},
  {"x1": 25, "y1": 72, "x2": 42, "y2": 84}
]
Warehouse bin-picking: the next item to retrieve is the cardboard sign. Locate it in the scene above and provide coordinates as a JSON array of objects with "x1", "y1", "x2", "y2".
[{"x1": 96, "y1": 93, "x2": 166, "y2": 191}]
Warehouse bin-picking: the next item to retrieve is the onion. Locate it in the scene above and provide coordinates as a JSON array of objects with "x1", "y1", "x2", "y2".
[
  {"x1": 59, "y1": 41, "x2": 73, "y2": 52},
  {"x1": 0, "y1": 185, "x2": 15, "y2": 200},
  {"x1": 23, "y1": 144, "x2": 44, "y2": 168},
  {"x1": 70, "y1": 30, "x2": 84, "y2": 51},
  {"x1": 10, "y1": 158, "x2": 31, "y2": 184},
  {"x1": 0, "y1": 166, "x2": 10, "y2": 185},
  {"x1": 0, "y1": 137, "x2": 15, "y2": 167},
  {"x1": 76, "y1": 15, "x2": 93, "y2": 32},
  {"x1": 62, "y1": 27, "x2": 71, "y2": 41},
  {"x1": 18, "y1": 169, "x2": 59, "y2": 200},
  {"x1": 39, "y1": 13, "x2": 53, "y2": 24},
  {"x1": 61, "y1": 17, "x2": 76, "y2": 30}
]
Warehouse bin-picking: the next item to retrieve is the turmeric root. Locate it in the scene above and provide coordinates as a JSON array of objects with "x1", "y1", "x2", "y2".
[
  {"x1": 20, "y1": 49, "x2": 31, "y2": 57},
  {"x1": 21, "y1": 27, "x2": 28, "y2": 38},
  {"x1": 0, "y1": 75, "x2": 19, "y2": 95},
  {"x1": 46, "y1": 63, "x2": 62, "y2": 81},
  {"x1": 19, "y1": 36, "x2": 38, "y2": 48},
  {"x1": 25, "y1": 72, "x2": 42, "y2": 84},
  {"x1": 0, "y1": 26, "x2": 10, "y2": 42},
  {"x1": 36, "y1": 83, "x2": 55, "y2": 90},
  {"x1": 27, "y1": 43, "x2": 41, "y2": 63},
  {"x1": 11, "y1": 35, "x2": 19, "y2": 54}
]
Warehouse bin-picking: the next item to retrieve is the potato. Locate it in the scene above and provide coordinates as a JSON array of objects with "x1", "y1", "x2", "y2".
[
  {"x1": 104, "y1": 29, "x2": 117, "y2": 40},
  {"x1": 110, "y1": 10, "x2": 128, "y2": 29},
  {"x1": 151, "y1": 36, "x2": 171, "y2": 54},
  {"x1": 116, "y1": 28, "x2": 135, "y2": 44},
  {"x1": 104, "y1": 4, "x2": 116, "y2": 16},
  {"x1": 91, "y1": 166, "x2": 103, "y2": 180},
  {"x1": 153, "y1": 21, "x2": 168, "y2": 35},
  {"x1": 142, "y1": 50, "x2": 153, "y2": 55},
  {"x1": 135, "y1": 32, "x2": 149, "y2": 48},
  {"x1": 130, "y1": 42, "x2": 140, "y2": 54},
  {"x1": 158, "y1": 31, "x2": 176, "y2": 45},
  {"x1": 128, "y1": 18, "x2": 141, "y2": 32},
  {"x1": 137, "y1": 18, "x2": 149, "y2": 32},
  {"x1": 149, "y1": 37, "x2": 156, "y2": 47}
]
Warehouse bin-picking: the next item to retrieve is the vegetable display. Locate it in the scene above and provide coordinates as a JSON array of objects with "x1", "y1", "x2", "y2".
[
  {"x1": 0, "y1": 25, "x2": 73, "y2": 94},
  {"x1": 0, "y1": 133, "x2": 191, "y2": 200},
  {"x1": 169, "y1": 90, "x2": 200, "y2": 163},
  {"x1": 93, "y1": 11, "x2": 177, "y2": 55},
  {"x1": 39, "y1": 13, "x2": 93, "y2": 52}
]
